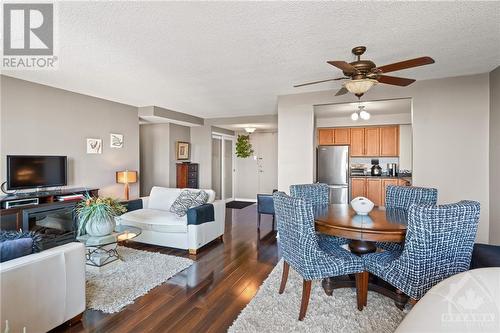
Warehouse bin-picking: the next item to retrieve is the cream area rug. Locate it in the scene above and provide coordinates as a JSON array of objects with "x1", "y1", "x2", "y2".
[
  {"x1": 229, "y1": 260, "x2": 406, "y2": 333},
  {"x1": 86, "y1": 246, "x2": 193, "y2": 313}
]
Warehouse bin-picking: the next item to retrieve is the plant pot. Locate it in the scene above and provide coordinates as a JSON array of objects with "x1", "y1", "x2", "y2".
[{"x1": 85, "y1": 216, "x2": 116, "y2": 237}]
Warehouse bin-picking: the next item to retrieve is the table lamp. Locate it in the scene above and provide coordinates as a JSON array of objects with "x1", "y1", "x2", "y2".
[{"x1": 116, "y1": 170, "x2": 138, "y2": 200}]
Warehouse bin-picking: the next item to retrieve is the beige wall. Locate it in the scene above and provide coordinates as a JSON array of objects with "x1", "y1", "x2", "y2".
[
  {"x1": 278, "y1": 73, "x2": 490, "y2": 243},
  {"x1": 490, "y1": 66, "x2": 500, "y2": 245},
  {"x1": 0, "y1": 75, "x2": 140, "y2": 199},
  {"x1": 190, "y1": 125, "x2": 213, "y2": 189},
  {"x1": 139, "y1": 124, "x2": 170, "y2": 196},
  {"x1": 169, "y1": 123, "x2": 191, "y2": 187}
]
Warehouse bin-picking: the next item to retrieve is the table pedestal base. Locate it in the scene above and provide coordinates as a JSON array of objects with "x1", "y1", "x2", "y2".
[{"x1": 322, "y1": 240, "x2": 409, "y2": 310}]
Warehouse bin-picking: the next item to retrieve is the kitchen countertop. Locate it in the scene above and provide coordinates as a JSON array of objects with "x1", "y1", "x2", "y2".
[{"x1": 350, "y1": 175, "x2": 412, "y2": 182}]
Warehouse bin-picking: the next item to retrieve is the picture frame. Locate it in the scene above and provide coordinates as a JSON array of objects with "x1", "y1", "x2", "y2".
[
  {"x1": 110, "y1": 133, "x2": 124, "y2": 148},
  {"x1": 176, "y1": 141, "x2": 190, "y2": 160},
  {"x1": 86, "y1": 138, "x2": 102, "y2": 154}
]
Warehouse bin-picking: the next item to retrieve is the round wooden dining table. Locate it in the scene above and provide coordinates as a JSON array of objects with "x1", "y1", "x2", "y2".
[{"x1": 314, "y1": 204, "x2": 409, "y2": 309}]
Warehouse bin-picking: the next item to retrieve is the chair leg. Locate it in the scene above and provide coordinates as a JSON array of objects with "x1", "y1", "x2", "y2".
[
  {"x1": 272, "y1": 215, "x2": 275, "y2": 231},
  {"x1": 257, "y1": 213, "x2": 261, "y2": 230},
  {"x1": 279, "y1": 261, "x2": 289, "y2": 294},
  {"x1": 299, "y1": 280, "x2": 312, "y2": 321},
  {"x1": 355, "y1": 271, "x2": 369, "y2": 310}
]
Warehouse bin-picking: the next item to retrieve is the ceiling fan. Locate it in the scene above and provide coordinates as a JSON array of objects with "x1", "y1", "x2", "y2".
[{"x1": 294, "y1": 46, "x2": 435, "y2": 98}]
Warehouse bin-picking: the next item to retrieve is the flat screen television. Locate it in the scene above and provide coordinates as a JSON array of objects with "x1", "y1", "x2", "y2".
[{"x1": 6, "y1": 155, "x2": 67, "y2": 190}]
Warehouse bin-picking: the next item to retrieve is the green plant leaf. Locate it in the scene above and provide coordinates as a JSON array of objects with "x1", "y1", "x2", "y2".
[{"x1": 235, "y1": 134, "x2": 254, "y2": 158}]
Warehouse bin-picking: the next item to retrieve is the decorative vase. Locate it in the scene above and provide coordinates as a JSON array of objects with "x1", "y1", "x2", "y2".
[
  {"x1": 85, "y1": 216, "x2": 116, "y2": 237},
  {"x1": 351, "y1": 197, "x2": 374, "y2": 215}
]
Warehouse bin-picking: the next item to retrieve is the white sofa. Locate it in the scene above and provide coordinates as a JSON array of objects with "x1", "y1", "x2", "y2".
[
  {"x1": 116, "y1": 187, "x2": 225, "y2": 254},
  {"x1": 0, "y1": 242, "x2": 86, "y2": 333}
]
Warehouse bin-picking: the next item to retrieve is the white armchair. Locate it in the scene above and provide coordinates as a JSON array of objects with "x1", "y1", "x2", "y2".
[
  {"x1": 116, "y1": 187, "x2": 225, "y2": 254},
  {"x1": 0, "y1": 242, "x2": 86, "y2": 333}
]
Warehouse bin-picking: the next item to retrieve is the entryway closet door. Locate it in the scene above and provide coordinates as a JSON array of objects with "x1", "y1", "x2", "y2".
[
  {"x1": 212, "y1": 134, "x2": 235, "y2": 201},
  {"x1": 257, "y1": 132, "x2": 278, "y2": 194}
]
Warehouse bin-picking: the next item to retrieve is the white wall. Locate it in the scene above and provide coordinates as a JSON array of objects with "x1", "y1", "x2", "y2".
[
  {"x1": 235, "y1": 131, "x2": 278, "y2": 200},
  {"x1": 315, "y1": 112, "x2": 411, "y2": 127},
  {"x1": 490, "y1": 67, "x2": 500, "y2": 245},
  {"x1": 1, "y1": 75, "x2": 140, "y2": 199},
  {"x1": 399, "y1": 124, "x2": 413, "y2": 171},
  {"x1": 169, "y1": 123, "x2": 191, "y2": 187},
  {"x1": 139, "y1": 124, "x2": 170, "y2": 196},
  {"x1": 278, "y1": 73, "x2": 490, "y2": 243},
  {"x1": 190, "y1": 125, "x2": 213, "y2": 189}
]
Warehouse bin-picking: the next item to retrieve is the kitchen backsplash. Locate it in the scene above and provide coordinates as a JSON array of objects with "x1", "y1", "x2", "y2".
[{"x1": 350, "y1": 157, "x2": 403, "y2": 172}]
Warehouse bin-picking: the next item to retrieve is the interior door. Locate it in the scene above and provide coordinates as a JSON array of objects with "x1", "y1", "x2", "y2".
[
  {"x1": 257, "y1": 132, "x2": 278, "y2": 194},
  {"x1": 223, "y1": 138, "x2": 234, "y2": 200}
]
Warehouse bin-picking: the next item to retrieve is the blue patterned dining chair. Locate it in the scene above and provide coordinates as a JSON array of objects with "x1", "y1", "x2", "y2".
[
  {"x1": 273, "y1": 192, "x2": 365, "y2": 320},
  {"x1": 257, "y1": 194, "x2": 275, "y2": 230},
  {"x1": 363, "y1": 201, "x2": 480, "y2": 304},
  {"x1": 290, "y1": 183, "x2": 349, "y2": 246},
  {"x1": 377, "y1": 185, "x2": 438, "y2": 251}
]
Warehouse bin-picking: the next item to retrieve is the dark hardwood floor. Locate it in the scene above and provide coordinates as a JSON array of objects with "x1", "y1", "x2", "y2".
[{"x1": 52, "y1": 205, "x2": 279, "y2": 333}]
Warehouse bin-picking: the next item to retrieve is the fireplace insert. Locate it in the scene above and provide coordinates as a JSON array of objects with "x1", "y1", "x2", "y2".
[{"x1": 22, "y1": 202, "x2": 78, "y2": 250}]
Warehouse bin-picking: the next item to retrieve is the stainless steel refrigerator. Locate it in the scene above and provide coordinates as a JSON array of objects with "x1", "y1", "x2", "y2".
[{"x1": 317, "y1": 145, "x2": 349, "y2": 204}]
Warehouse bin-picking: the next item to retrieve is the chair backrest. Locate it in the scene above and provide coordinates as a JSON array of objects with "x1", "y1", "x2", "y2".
[
  {"x1": 391, "y1": 201, "x2": 480, "y2": 299},
  {"x1": 385, "y1": 185, "x2": 437, "y2": 210},
  {"x1": 273, "y1": 192, "x2": 323, "y2": 275},
  {"x1": 289, "y1": 183, "x2": 329, "y2": 205},
  {"x1": 257, "y1": 194, "x2": 274, "y2": 214}
]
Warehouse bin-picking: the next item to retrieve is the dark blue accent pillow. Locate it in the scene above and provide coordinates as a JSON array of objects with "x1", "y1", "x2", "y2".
[{"x1": 0, "y1": 231, "x2": 42, "y2": 263}]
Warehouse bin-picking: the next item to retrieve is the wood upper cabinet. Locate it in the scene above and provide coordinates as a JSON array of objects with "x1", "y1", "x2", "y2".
[
  {"x1": 351, "y1": 178, "x2": 366, "y2": 198},
  {"x1": 366, "y1": 178, "x2": 382, "y2": 206},
  {"x1": 318, "y1": 128, "x2": 350, "y2": 145},
  {"x1": 333, "y1": 128, "x2": 350, "y2": 144},
  {"x1": 318, "y1": 129, "x2": 334, "y2": 145},
  {"x1": 350, "y1": 128, "x2": 365, "y2": 156},
  {"x1": 380, "y1": 126, "x2": 400, "y2": 156},
  {"x1": 381, "y1": 179, "x2": 399, "y2": 206},
  {"x1": 364, "y1": 127, "x2": 380, "y2": 156}
]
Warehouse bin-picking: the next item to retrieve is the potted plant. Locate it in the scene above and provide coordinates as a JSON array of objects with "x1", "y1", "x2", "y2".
[
  {"x1": 235, "y1": 134, "x2": 254, "y2": 158},
  {"x1": 76, "y1": 195, "x2": 126, "y2": 237}
]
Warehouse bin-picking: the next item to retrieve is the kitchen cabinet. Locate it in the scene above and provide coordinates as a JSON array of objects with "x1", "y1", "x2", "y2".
[
  {"x1": 381, "y1": 179, "x2": 399, "y2": 206},
  {"x1": 318, "y1": 129, "x2": 334, "y2": 145},
  {"x1": 352, "y1": 177, "x2": 411, "y2": 207},
  {"x1": 380, "y1": 126, "x2": 400, "y2": 156},
  {"x1": 364, "y1": 127, "x2": 380, "y2": 156},
  {"x1": 333, "y1": 128, "x2": 350, "y2": 144},
  {"x1": 351, "y1": 178, "x2": 366, "y2": 199},
  {"x1": 319, "y1": 125, "x2": 400, "y2": 157},
  {"x1": 366, "y1": 178, "x2": 382, "y2": 206},
  {"x1": 350, "y1": 128, "x2": 365, "y2": 156}
]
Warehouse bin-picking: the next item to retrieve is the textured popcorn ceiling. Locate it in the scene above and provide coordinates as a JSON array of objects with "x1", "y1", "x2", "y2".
[{"x1": 4, "y1": 1, "x2": 499, "y2": 118}]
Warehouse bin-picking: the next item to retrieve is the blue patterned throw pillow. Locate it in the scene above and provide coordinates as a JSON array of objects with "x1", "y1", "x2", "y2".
[{"x1": 169, "y1": 190, "x2": 197, "y2": 217}]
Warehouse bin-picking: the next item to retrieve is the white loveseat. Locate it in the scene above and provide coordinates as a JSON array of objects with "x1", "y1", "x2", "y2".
[
  {"x1": 0, "y1": 242, "x2": 86, "y2": 333},
  {"x1": 116, "y1": 187, "x2": 225, "y2": 254}
]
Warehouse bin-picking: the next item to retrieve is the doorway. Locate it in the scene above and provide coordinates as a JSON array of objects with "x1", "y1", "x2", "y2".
[{"x1": 212, "y1": 134, "x2": 235, "y2": 201}]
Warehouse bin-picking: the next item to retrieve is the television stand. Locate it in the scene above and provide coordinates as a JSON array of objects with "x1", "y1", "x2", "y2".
[{"x1": 0, "y1": 187, "x2": 99, "y2": 230}]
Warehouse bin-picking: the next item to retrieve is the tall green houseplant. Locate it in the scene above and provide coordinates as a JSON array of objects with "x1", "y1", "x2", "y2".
[{"x1": 235, "y1": 134, "x2": 254, "y2": 158}]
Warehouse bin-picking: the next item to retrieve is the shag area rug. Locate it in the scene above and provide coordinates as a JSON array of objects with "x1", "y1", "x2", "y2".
[
  {"x1": 86, "y1": 246, "x2": 193, "y2": 313},
  {"x1": 229, "y1": 260, "x2": 406, "y2": 332}
]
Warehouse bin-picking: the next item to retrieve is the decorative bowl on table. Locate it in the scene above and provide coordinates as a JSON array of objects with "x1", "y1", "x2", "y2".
[{"x1": 350, "y1": 197, "x2": 374, "y2": 215}]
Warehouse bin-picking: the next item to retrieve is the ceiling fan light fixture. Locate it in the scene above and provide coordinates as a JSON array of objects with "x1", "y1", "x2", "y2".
[
  {"x1": 351, "y1": 112, "x2": 359, "y2": 121},
  {"x1": 244, "y1": 127, "x2": 256, "y2": 133},
  {"x1": 344, "y1": 79, "x2": 378, "y2": 95}
]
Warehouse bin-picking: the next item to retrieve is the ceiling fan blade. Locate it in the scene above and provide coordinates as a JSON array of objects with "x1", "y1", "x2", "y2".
[
  {"x1": 377, "y1": 75, "x2": 416, "y2": 86},
  {"x1": 294, "y1": 77, "x2": 347, "y2": 88},
  {"x1": 335, "y1": 87, "x2": 348, "y2": 96},
  {"x1": 376, "y1": 56, "x2": 435, "y2": 74},
  {"x1": 327, "y1": 61, "x2": 356, "y2": 73}
]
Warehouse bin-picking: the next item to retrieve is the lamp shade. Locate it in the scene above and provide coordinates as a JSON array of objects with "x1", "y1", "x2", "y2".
[
  {"x1": 116, "y1": 170, "x2": 138, "y2": 184},
  {"x1": 344, "y1": 79, "x2": 378, "y2": 95}
]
